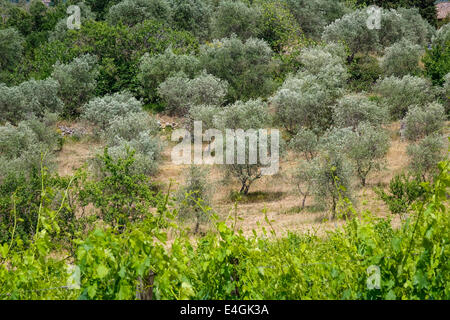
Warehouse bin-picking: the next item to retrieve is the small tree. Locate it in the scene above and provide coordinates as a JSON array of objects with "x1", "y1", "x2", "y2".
[
  {"x1": 158, "y1": 71, "x2": 228, "y2": 115},
  {"x1": 210, "y1": 0, "x2": 261, "y2": 40},
  {"x1": 176, "y1": 165, "x2": 212, "y2": 234},
  {"x1": 82, "y1": 91, "x2": 143, "y2": 132},
  {"x1": 346, "y1": 123, "x2": 390, "y2": 186},
  {"x1": 332, "y1": 94, "x2": 387, "y2": 130},
  {"x1": 381, "y1": 39, "x2": 424, "y2": 77},
  {"x1": 406, "y1": 134, "x2": 445, "y2": 180},
  {"x1": 51, "y1": 54, "x2": 99, "y2": 117},
  {"x1": 200, "y1": 36, "x2": 274, "y2": 101},
  {"x1": 106, "y1": 0, "x2": 171, "y2": 26},
  {"x1": 375, "y1": 75, "x2": 436, "y2": 119},
  {"x1": 213, "y1": 99, "x2": 278, "y2": 195},
  {"x1": 0, "y1": 27, "x2": 24, "y2": 72},
  {"x1": 138, "y1": 48, "x2": 200, "y2": 102},
  {"x1": 403, "y1": 103, "x2": 445, "y2": 142}
]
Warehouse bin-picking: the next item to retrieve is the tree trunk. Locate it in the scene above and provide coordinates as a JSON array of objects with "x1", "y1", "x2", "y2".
[{"x1": 136, "y1": 271, "x2": 155, "y2": 300}]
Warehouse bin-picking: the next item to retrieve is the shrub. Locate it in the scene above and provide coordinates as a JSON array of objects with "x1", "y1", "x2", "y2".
[
  {"x1": 0, "y1": 79, "x2": 63, "y2": 124},
  {"x1": 332, "y1": 94, "x2": 387, "y2": 130},
  {"x1": 310, "y1": 151, "x2": 353, "y2": 216},
  {"x1": 187, "y1": 104, "x2": 220, "y2": 132},
  {"x1": 106, "y1": 0, "x2": 171, "y2": 26},
  {"x1": 348, "y1": 53, "x2": 382, "y2": 91},
  {"x1": 256, "y1": 0, "x2": 303, "y2": 52},
  {"x1": 407, "y1": 134, "x2": 445, "y2": 180},
  {"x1": 138, "y1": 48, "x2": 200, "y2": 102},
  {"x1": 270, "y1": 75, "x2": 334, "y2": 134},
  {"x1": 51, "y1": 54, "x2": 99, "y2": 117},
  {"x1": 289, "y1": 128, "x2": 319, "y2": 161},
  {"x1": 285, "y1": 0, "x2": 350, "y2": 40},
  {"x1": 104, "y1": 112, "x2": 160, "y2": 145},
  {"x1": 346, "y1": 123, "x2": 390, "y2": 186},
  {"x1": 212, "y1": 99, "x2": 277, "y2": 194},
  {"x1": 444, "y1": 73, "x2": 450, "y2": 112},
  {"x1": 200, "y1": 36, "x2": 274, "y2": 102},
  {"x1": 0, "y1": 27, "x2": 24, "y2": 71},
  {"x1": 176, "y1": 165, "x2": 212, "y2": 234},
  {"x1": 423, "y1": 23, "x2": 450, "y2": 85},
  {"x1": 168, "y1": 0, "x2": 212, "y2": 40},
  {"x1": 403, "y1": 103, "x2": 445, "y2": 142},
  {"x1": 82, "y1": 91, "x2": 143, "y2": 131},
  {"x1": 375, "y1": 173, "x2": 426, "y2": 214},
  {"x1": 381, "y1": 39, "x2": 424, "y2": 77},
  {"x1": 210, "y1": 0, "x2": 260, "y2": 40},
  {"x1": 375, "y1": 75, "x2": 436, "y2": 119},
  {"x1": 158, "y1": 71, "x2": 228, "y2": 115}
]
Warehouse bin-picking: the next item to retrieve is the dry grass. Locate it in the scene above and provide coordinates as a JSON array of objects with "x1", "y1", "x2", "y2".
[{"x1": 55, "y1": 120, "x2": 435, "y2": 238}]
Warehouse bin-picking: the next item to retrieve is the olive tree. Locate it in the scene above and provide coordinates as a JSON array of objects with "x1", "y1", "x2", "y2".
[
  {"x1": 403, "y1": 103, "x2": 445, "y2": 142},
  {"x1": 51, "y1": 54, "x2": 99, "y2": 117},
  {"x1": 176, "y1": 165, "x2": 212, "y2": 234},
  {"x1": 332, "y1": 94, "x2": 387, "y2": 130},
  {"x1": 82, "y1": 91, "x2": 143, "y2": 131},
  {"x1": 346, "y1": 123, "x2": 390, "y2": 186},
  {"x1": 212, "y1": 99, "x2": 277, "y2": 195},
  {"x1": 168, "y1": 0, "x2": 212, "y2": 40},
  {"x1": 106, "y1": 0, "x2": 171, "y2": 26},
  {"x1": 210, "y1": 0, "x2": 261, "y2": 40},
  {"x1": 271, "y1": 75, "x2": 334, "y2": 134},
  {"x1": 375, "y1": 75, "x2": 436, "y2": 119},
  {"x1": 407, "y1": 134, "x2": 445, "y2": 180},
  {"x1": 380, "y1": 39, "x2": 424, "y2": 77},
  {"x1": 138, "y1": 48, "x2": 200, "y2": 102},
  {"x1": 158, "y1": 71, "x2": 228, "y2": 115},
  {"x1": 0, "y1": 27, "x2": 24, "y2": 72},
  {"x1": 0, "y1": 79, "x2": 63, "y2": 124},
  {"x1": 199, "y1": 36, "x2": 274, "y2": 101}
]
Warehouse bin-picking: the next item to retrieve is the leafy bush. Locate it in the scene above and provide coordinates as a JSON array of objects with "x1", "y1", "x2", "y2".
[
  {"x1": 375, "y1": 173, "x2": 426, "y2": 214},
  {"x1": 270, "y1": 75, "x2": 334, "y2": 134},
  {"x1": 403, "y1": 103, "x2": 445, "y2": 142},
  {"x1": 199, "y1": 36, "x2": 274, "y2": 102},
  {"x1": 285, "y1": 0, "x2": 350, "y2": 40},
  {"x1": 407, "y1": 134, "x2": 445, "y2": 180},
  {"x1": 346, "y1": 123, "x2": 390, "y2": 186},
  {"x1": 332, "y1": 94, "x2": 387, "y2": 130},
  {"x1": 106, "y1": 0, "x2": 171, "y2": 26},
  {"x1": 82, "y1": 91, "x2": 143, "y2": 131},
  {"x1": 104, "y1": 112, "x2": 160, "y2": 145},
  {"x1": 138, "y1": 48, "x2": 200, "y2": 102},
  {"x1": 381, "y1": 39, "x2": 424, "y2": 77},
  {"x1": 375, "y1": 75, "x2": 436, "y2": 119},
  {"x1": 158, "y1": 71, "x2": 228, "y2": 115},
  {"x1": 51, "y1": 54, "x2": 99, "y2": 117},
  {"x1": 0, "y1": 27, "x2": 24, "y2": 72},
  {"x1": 210, "y1": 0, "x2": 260, "y2": 40},
  {"x1": 423, "y1": 23, "x2": 450, "y2": 85},
  {"x1": 176, "y1": 165, "x2": 212, "y2": 234},
  {"x1": 168, "y1": 0, "x2": 212, "y2": 40},
  {"x1": 347, "y1": 53, "x2": 382, "y2": 91},
  {"x1": 289, "y1": 128, "x2": 319, "y2": 161}
]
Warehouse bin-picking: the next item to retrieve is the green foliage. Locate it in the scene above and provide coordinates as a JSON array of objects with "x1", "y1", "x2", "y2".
[
  {"x1": 347, "y1": 53, "x2": 382, "y2": 91},
  {"x1": 381, "y1": 39, "x2": 424, "y2": 77},
  {"x1": 375, "y1": 173, "x2": 426, "y2": 214},
  {"x1": 176, "y1": 165, "x2": 212, "y2": 234},
  {"x1": 346, "y1": 123, "x2": 390, "y2": 186},
  {"x1": 138, "y1": 48, "x2": 200, "y2": 102},
  {"x1": 168, "y1": 0, "x2": 212, "y2": 40},
  {"x1": 333, "y1": 94, "x2": 387, "y2": 130},
  {"x1": 423, "y1": 23, "x2": 450, "y2": 85},
  {"x1": 0, "y1": 27, "x2": 24, "y2": 74},
  {"x1": 407, "y1": 134, "x2": 446, "y2": 180},
  {"x1": 210, "y1": 0, "x2": 261, "y2": 40},
  {"x1": 158, "y1": 71, "x2": 228, "y2": 115},
  {"x1": 403, "y1": 103, "x2": 446, "y2": 142},
  {"x1": 80, "y1": 148, "x2": 160, "y2": 230},
  {"x1": 106, "y1": 0, "x2": 171, "y2": 26},
  {"x1": 375, "y1": 75, "x2": 436, "y2": 119},
  {"x1": 82, "y1": 91, "x2": 143, "y2": 132},
  {"x1": 285, "y1": 0, "x2": 351, "y2": 40},
  {"x1": 51, "y1": 54, "x2": 99, "y2": 118},
  {"x1": 200, "y1": 36, "x2": 274, "y2": 102}
]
